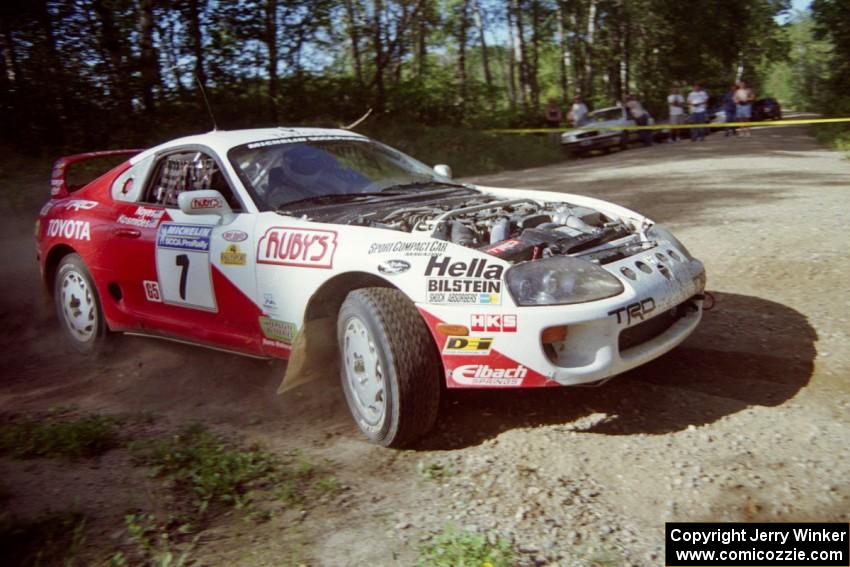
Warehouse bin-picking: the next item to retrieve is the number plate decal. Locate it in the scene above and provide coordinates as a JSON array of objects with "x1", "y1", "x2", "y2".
[{"x1": 154, "y1": 223, "x2": 218, "y2": 311}]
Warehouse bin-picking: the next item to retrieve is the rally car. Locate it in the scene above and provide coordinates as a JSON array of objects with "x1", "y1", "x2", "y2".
[{"x1": 36, "y1": 127, "x2": 706, "y2": 447}]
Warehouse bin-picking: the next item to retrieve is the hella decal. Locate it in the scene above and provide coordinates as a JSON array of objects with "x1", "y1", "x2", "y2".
[
  {"x1": 222, "y1": 230, "x2": 248, "y2": 242},
  {"x1": 257, "y1": 227, "x2": 337, "y2": 269},
  {"x1": 425, "y1": 256, "x2": 503, "y2": 304},
  {"x1": 47, "y1": 219, "x2": 91, "y2": 240},
  {"x1": 377, "y1": 259, "x2": 410, "y2": 275},
  {"x1": 471, "y1": 314, "x2": 517, "y2": 333},
  {"x1": 443, "y1": 336, "x2": 493, "y2": 356},
  {"x1": 451, "y1": 364, "x2": 527, "y2": 386}
]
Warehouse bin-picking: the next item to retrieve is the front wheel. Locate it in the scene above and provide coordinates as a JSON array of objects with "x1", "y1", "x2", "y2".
[
  {"x1": 337, "y1": 288, "x2": 441, "y2": 447},
  {"x1": 54, "y1": 253, "x2": 110, "y2": 354}
]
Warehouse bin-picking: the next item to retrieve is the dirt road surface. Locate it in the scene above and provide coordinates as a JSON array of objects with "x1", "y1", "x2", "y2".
[{"x1": 1, "y1": 123, "x2": 848, "y2": 565}]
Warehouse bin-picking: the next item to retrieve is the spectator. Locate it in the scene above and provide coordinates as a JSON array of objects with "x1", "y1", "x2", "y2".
[
  {"x1": 667, "y1": 86, "x2": 685, "y2": 142},
  {"x1": 567, "y1": 96, "x2": 588, "y2": 126},
  {"x1": 687, "y1": 83, "x2": 709, "y2": 142},
  {"x1": 625, "y1": 94, "x2": 652, "y2": 147},
  {"x1": 723, "y1": 84, "x2": 738, "y2": 137},
  {"x1": 734, "y1": 80, "x2": 755, "y2": 137},
  {"x1": 545, "y1": 99, "x2": 563, "y2": 128}
]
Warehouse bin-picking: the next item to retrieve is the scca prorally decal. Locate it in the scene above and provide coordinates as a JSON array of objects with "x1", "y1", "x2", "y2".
[
  {"x1": 377, "y1": 259, "x2": 410, "y2": 275},
  {"x1": 190, "y1": 196, "x2": 223, "y2": 209},
  {"x1": 608, "y1": 297, "x2": 656, "y2": 325},
  {"x1": 451, "y1": 364, "x2": 527, "y2": 386},
  {"x1": 443, "y1": 336, "x2": 493, "y2": 355},
  {"x1": 471, "y1": 314, "x2": 517, "y2": 332},
  {"x1": 220, "y1": 244, "x2": 246, "y2": 266},
  {"x1": 63, "y1": 199, "x2": 99, "y2": 212},
  {"x1": 258, "y1": 316, "x2": 298, "y2": 344},
  {"x1": 157, "y1": 224, "x2": 212, "y2": 252},
  {"x1": 48, "y1": 219, "x2": 91, "y2": 240},
  {"x1": 118, "y1": 206, "x2": 165, "y2": 228},
  {"x1": 222, "y1": 230, "x2": 248, "y2": 242},
  {"x1": 257, "y1": 227, "x2": 337, "y2": 269},
  {"x1": 425, "y1": 256, "x2": 504, "y2": 305},
  {"x1": 368, "y1": 240, "x2": 448, "y2": 257}
]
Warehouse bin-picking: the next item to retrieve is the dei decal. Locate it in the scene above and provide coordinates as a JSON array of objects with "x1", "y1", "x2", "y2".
[
  {"x1": 48, "y1": 219, "x2": 91, "y2": 240},
  {"x1": 154, "y1": 223, "x2": 217, "y2": 311},
  {"x1": 257, "y1": 227, "x2": 337, "y2": 268},
  {"x1": 451, "y1": 364, "x2": 527, "y2": 387},
  {"x1": 443, "y1": 336, "x2": 493, "y2": 355},
  {"x1": 425, "y1": 256, "x2": 504, "y2": 305}
]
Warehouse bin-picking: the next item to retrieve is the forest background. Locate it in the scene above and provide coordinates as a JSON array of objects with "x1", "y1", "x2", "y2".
[{"x1": 1, "y1": 0, "x2": 849, "y2": 174}]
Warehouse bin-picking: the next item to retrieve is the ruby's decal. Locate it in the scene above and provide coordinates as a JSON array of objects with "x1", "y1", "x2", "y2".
[
  {"x1": 222, "y1": 230, "x2": 248, "y2": 243},
  {"x1": 256, "y1": 227, "x2": 337, "y2": 269},
  {"x1": 190, "y1": 196, "x2": 223, "y2": 209},
  {"x1": 47, "y1": 219, "x2": 91, "y2": 241},
  {"x1": 451, "y1": 364, "x2": 527, "y2": 386},
  {"x1": 471, "y1": 314, "x2": 517, "y2": 333}
]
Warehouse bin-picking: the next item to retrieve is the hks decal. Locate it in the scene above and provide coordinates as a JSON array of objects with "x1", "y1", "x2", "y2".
[{"x1": 471, "y1": 314, "x2": 517, "y2": 332}]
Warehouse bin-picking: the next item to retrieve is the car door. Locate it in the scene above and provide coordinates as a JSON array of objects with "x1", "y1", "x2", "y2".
[{"x1": 108, "y1": 147, "x2": 264, "y2": 354}]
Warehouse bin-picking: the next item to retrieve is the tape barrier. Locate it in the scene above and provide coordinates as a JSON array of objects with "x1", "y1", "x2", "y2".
[{"x1": 486, "y1": 116, "x2": 850, "y2": 135}]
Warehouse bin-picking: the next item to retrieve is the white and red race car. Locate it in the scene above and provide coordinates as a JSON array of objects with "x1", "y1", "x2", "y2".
[{"x1": 36, "y1": 128, "x2": 706, "y2": 446}]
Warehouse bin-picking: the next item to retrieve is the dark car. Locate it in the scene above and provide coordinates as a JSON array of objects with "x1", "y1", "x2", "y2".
[{"x1": 753, "y1": 98, "x2": 782, "y2": 121}]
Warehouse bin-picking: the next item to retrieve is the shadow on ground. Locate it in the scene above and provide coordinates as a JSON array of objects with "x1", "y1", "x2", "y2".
[{"x1": 415, "y1": 291, "x2": 816, "y2": 450}]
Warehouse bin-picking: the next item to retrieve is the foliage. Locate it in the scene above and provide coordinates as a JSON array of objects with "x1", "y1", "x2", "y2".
[
  {"x1": 418, "y1": 524, "x2": 515, "y2": 567},
  {"x1": 0, "y1": 510, "x2": 87, "y2": 567},
  {"x1": 0, "y1": 414, "x2": 119, "y2": 459}
]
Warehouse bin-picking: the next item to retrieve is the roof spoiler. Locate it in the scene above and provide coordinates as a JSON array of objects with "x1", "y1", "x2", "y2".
[{"x1": 50, "y1": 149, "x2": 143, "y2": 198}]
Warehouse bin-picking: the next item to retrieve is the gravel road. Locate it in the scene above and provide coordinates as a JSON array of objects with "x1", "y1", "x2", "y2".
[{"x1": 0, "y1": 122, "x2": 847, "y2": 566}]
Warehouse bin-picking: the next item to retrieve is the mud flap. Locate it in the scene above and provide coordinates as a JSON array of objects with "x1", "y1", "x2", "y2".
[{"x1": 277, "y1": 317, "x2": 338, "y2": 394}]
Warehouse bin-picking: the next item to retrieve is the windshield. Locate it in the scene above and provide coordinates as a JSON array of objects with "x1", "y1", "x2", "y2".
[
  {"x1": 589, "y1": 108, "x2": 624, "y2": 123},
  {"x1": 228, "y1": 137, "x2": 452, "y2": 210}
]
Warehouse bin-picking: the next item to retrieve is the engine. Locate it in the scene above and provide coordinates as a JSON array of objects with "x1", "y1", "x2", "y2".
[{"x1": 371, "y1": 196, "x2": 643, "y2": 264}]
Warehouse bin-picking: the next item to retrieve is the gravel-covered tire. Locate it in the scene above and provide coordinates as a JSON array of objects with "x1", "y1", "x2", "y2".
[
  {"x1": 54, "y1": 253, "x2": 110, "y2": 354},
  {"x1": 337, "y1": 288, "x2": 441, "y2": 447}
]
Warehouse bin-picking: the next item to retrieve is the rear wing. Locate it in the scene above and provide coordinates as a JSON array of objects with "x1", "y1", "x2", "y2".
[{"x1": 50, "y1": 149, "x2": 143, "y2": 198}]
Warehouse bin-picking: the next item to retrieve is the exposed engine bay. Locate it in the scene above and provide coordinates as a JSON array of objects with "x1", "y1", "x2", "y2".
[{"x1": 291, "y1": 190, "x2": 650, "y2": 265}]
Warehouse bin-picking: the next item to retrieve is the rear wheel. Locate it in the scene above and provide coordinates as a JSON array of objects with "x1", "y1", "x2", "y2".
[
  {"x1": 54, "y1": 254, "x2": 110, "y2": 354},
  {"x1": 337, "y1": 288, "x2": 441, "y2": 447}
]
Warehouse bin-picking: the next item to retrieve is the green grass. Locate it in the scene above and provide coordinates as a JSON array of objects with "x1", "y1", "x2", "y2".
[
  {"x1": 0, "y1": 510, "x2": 87, "y2": 567},
  {"x1": 418, "y1": 524, "x2": 515, "y2": 567},
  {"x1": 361, "y1": 123, "x2": 564, "y2": 178},
  {"x1": 417, "y1": 459, "x2": 456, "y2": 481},
  {"x1": 813, "y1": 122, "x2": 850, "y2": 153},
  {"x1": 0, "y1": 414, "x2": 119, "y2": 459}
]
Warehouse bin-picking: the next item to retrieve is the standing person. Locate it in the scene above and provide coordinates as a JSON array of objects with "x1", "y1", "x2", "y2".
[
  {"x1": 687, "y1": 83, "x2": 709, "y2": 142},
  {"x1": 545, "y1": 99, "x2": 563, "y2": 128},
  {"x1": 625, "y1": 95, "x2": 652, "y2": 147},
  {"x1": 723, "y1": 84, "x2": 738, "y2": 137},
  {"x1": 734, "y1": 80, "x2": 755, "y2": 136},
  {"x1": 667, "y1": 86, "x2": 685, "y2": 142},
  {"x1": 567, "y1": 96, "x2": 588, "y2": 126}
]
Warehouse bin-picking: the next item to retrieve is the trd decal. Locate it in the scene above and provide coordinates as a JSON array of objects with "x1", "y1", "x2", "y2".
[{"x1": 608, "y1": 297, "x2": 656, "y2": 325}]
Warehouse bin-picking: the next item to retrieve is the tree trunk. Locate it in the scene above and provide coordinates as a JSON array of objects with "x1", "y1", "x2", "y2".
[
  {"x1": 187, "y1": 0, "x2": 206, "y2": 90},
  {"x1": 529, "y1": 0, "x2": 541, "y2": 111},
  {"x1": 416, "y1": 0, "x2": 429, "y2": 77},
  {"x1": 265, "y1": 0, "x2": 278, "y2": 121},
  {"x1": 34, "y1": 0, "x2": 69, "y2": 141},
  {"x1": 583, "y1": 0, "x2": 597, "y2": 101},
  {"x1": 343, "y1": 0, "x2": 364, "y2": 85},
  {"x1": 511, "y1": 0, "x2": 529, "y2": 112},
  {"x1": 92, "y1": 0, "x2": 132, "y2": 114},
  {"x1": 557, "y1": 0, "x2": 568, "y2": 103},
  {"x1": 505, "y1": 0, "x2": 517, "y2": 110},
  {"x1": 620, "y1": 18, "x2": 630, "y2": 98},
  {"x1": 138, "y1": 0, "x2": 158, "y2": 115},
  {"x1": 457, "y1": 0, "x2": 469, "y2": 107},
  {"x1": 372, "y1": 0, "x2": 386, "y2": 113},
  {"x1": 471, "y1": 0, "x2": 492, "y2": 88}
]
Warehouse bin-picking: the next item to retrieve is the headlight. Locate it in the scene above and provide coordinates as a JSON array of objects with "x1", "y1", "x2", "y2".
[
  {"x1": 506, "y1": 256, "x2": 624, "y2": 306},
  {"x1": 649, "y1": 224, "x2": 694, "y2": 261}
]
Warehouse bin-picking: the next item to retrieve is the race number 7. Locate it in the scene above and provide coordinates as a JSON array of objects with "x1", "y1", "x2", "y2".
[
  {"x1": 175, "y1": 254, "x2": 189, "y2": 300},
  {"x1": 154, "y1": 227, "x2": 217, "y2": 311}
]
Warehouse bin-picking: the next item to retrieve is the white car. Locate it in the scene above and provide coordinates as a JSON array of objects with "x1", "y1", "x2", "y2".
[
  {"x1": 37, "y1": 127, "x2": 706, "y2": 447},
  {"x1": 561, "y1": 106, "x2": 656, "y2": 156}
]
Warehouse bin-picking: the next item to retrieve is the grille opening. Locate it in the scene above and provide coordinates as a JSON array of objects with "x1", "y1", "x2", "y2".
[{"x1": 618, "y1": 301, "x2": 693, "y2": 352}]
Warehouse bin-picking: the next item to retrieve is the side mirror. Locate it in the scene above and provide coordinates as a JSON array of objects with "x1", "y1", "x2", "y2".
[
  {"x1": 178, "y1": 190, "x2": 235, "y2": 224},
  {"x1": 433, "y1": 164, "x2": 453, "y2": 179}
]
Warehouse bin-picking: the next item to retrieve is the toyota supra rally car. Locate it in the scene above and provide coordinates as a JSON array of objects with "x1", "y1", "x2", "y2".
[{"x1": 36, "y1": 127, "x2": 706, "y2": 447}]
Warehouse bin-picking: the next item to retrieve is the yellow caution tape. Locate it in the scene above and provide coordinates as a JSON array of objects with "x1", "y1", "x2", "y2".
[{"x1": 485, "y1": 116, "x2": 850, "y2": 134}]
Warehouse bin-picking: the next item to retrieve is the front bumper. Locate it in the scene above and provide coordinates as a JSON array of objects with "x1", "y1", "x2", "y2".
[{"x1": 423, "y1": 246, "x2": 705, "y2": 388}]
